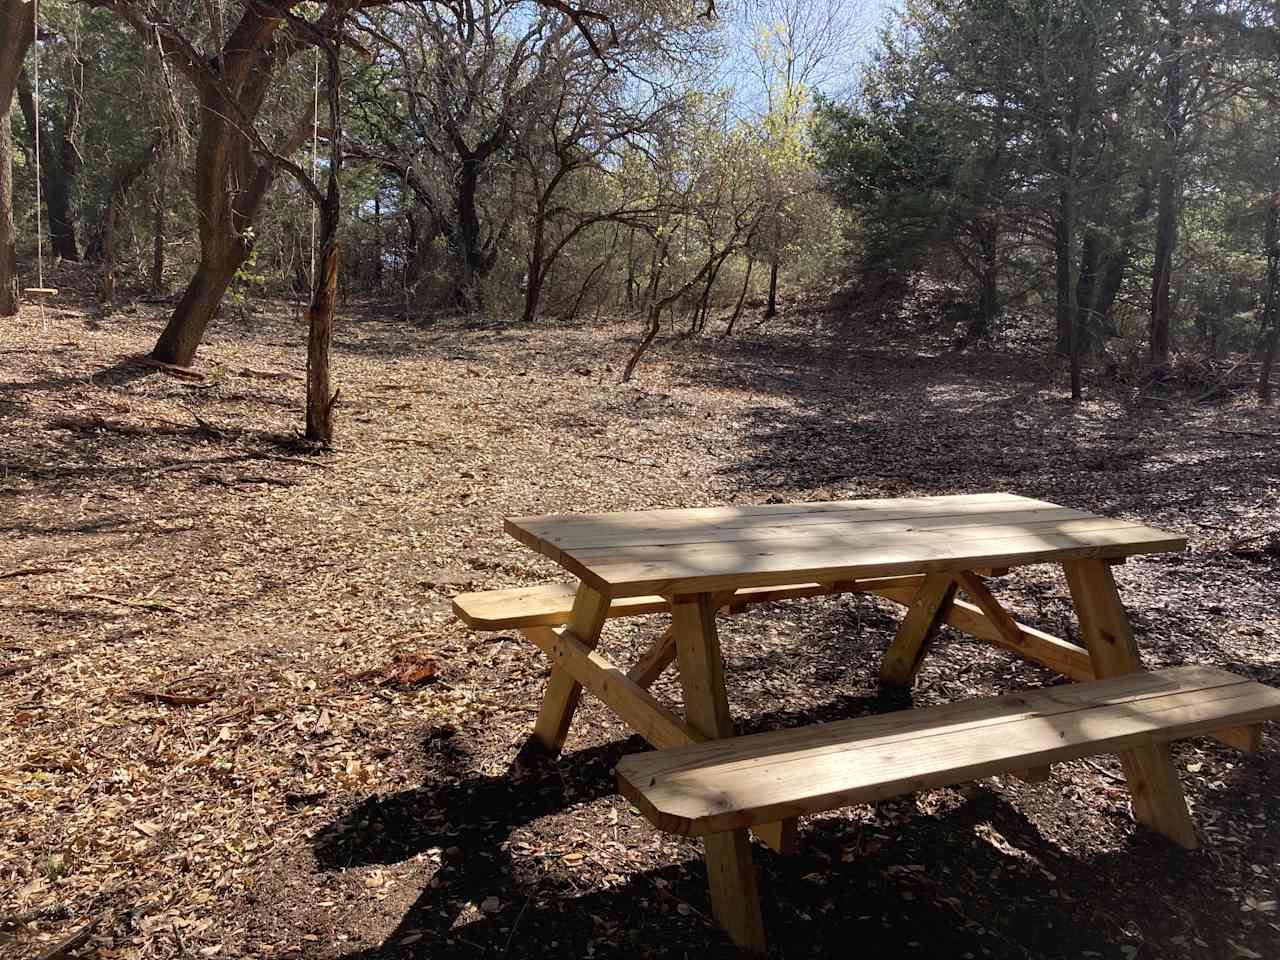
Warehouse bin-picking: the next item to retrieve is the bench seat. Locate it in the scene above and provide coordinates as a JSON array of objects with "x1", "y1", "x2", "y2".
[
  {"x1": 448, "y1": 574, "x2": 1000, "y2": 631},
  {"x1": 617, "y1": 665, "x2": 1280, "y2": 837},
  {"x1": 450, "y1": 580, "x2": 873, "y2": 630}
]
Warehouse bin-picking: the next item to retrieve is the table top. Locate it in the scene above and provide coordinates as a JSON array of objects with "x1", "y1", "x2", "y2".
[{"x1": 504, "y1": 492, "x2": 1185, "y2": 599}]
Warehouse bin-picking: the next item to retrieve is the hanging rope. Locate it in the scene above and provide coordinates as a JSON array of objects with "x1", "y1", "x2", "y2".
[
  {"x1": 26, "y1": 0, "x2": 56, "y2": 333},
  {"x1": 32, "y1": 0, "x2": 43, "y2": 292}
]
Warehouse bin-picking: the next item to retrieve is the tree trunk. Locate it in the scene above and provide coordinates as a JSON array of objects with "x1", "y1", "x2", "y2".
[
  {"x1": 1056, "y1": 189, "x2": 1082, "y2": 400},
  {"x1": 373, "y1": 191, "x2": 383, "y2": 293},
  {"x1": 1055, "y1": 205, "x2": 1073, "y2": 356},
  {"x1": 764, "y1": 256, "x2": 779, "y2": 319},
  {"x1": 724, "y1": 257, "x2": 754, "y2": 338},
  {"x1": 154, "y1": 258, "x2": 241, "y2": 364},
  {"x1": 522, "y1": 201, "x2": 547, "y2": 324},
  {"x1": 1150, "y1": 13, "x2": 1184, "y2": 368},
  {"x1": 454, "y1": 155, "x2": 490, "y2": 307},
  {"x1": 152, "y1": 168, "x2": 165, "y2": 294},
  {"x1": 17, "y1": 70, "x2": 81, "y2": 261},
  {"x1": 971, "y1": 220, "x2": 1000, "y2": 341},
  {"x1": 101, "y1": 143, "x2": 155, "y2": 303},
  {"x1": 132, "y1": 1, "x2": 314, "y2": 365},
  {"x1": 1074, "y1": 227, "x2": 1102, "y2": 354},
  {"x1": 0, "y1": 108, "x2": 17, "y2": 316},
  {"x1": 0, "y1": 0, "x2": 34, "y2": 316},
  {"x1": 306, "y1": 239, "x2": 339, "y2": 443},
  {"x1": 1259, "y1": 192, "x2": 1280, "y2": 404},
  {"x1": 1150, "y1": 170, "x2": 1177, "y2": 365},
  {"x1": 625, "y1": 228, "x2": 637, "y2": 307}
]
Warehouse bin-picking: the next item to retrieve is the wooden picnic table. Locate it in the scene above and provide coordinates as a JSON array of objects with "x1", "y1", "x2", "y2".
[{"x1": 454, "y1": 492, "x2": 1279, "y2": 954}]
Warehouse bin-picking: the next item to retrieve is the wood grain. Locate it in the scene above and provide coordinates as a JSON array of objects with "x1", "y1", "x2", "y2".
[{"x1": 616, "y1": 666, "x2": 1280, "y2": 837}]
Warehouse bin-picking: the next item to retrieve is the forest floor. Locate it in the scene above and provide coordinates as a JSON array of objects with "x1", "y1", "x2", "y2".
[{"x1": 2, "y1": 268, "x2": 1279, "y2": 960}]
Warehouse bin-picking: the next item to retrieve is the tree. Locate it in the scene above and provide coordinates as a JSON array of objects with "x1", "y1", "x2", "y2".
[
  {"x1": 743, "y1": 0, "x2": 864, "y2": 319},
  {"x1": 90, "y1": 0, "x2": 358, "y2": 366},
  {"x1": 0, "y1": 0, "x2": 35, "y2": 317}
]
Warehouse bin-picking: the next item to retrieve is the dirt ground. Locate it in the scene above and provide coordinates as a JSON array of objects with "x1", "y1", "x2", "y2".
[{"x1": 2, "y1": 271, "x2": 1279, "y2": 960}]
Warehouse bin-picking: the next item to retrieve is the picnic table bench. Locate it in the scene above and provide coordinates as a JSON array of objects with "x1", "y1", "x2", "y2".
[{"x1": 452, "y1": 493, "x2": 1280, "y2": 955}]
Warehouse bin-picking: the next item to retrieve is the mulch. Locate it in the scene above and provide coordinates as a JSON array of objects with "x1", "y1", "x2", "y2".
[{"x1": 1, "y1": 274, "x2": 1278, "y2": 959}]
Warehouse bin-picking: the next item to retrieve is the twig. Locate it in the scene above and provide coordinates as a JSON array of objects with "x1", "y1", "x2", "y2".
[
  {"x1": 238, "y1": 366, "x2": 303, "y2": 382},
  {"x1": 0, "y1": 904, "x2": 70, "y2": 928},
  {"x1": 132, "y1": 355, "x2": 205, "y2": 380},
  {"x1": 1082, "y1": 757, "x2": 1127, "y2": 784},
  {"x1": 69, "y1": 593, "x2": 189, "y2": 615},
  {"x1": 501, "y1": 882, "x2": 539, "y2": 959},
  {"x1": 380, "y1": 436, "x2": 438, "y2": 446},
  {"x1": 260, "y1": 454, "x2": 332, "y2": 469},
  {"x1": 0, "y1": 566, "x2": 65, "y2": 580},
  {"x1": 36, "y1": 915, "x2": 100, "y2": 960},
  {"x1": 184, "y1": 406, "x2": 227, "y2": 438},
  {"x1": 129, "y1": 689, "x2": 218, "y2": 706}
]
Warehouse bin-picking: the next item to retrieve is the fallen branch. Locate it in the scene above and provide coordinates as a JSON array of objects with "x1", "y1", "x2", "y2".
[
  {"x1": 380, "y1": 436, "x2": 439, "y2": 447},
  {"x1": 0, "y1": 904, "x2": 70, "y2": 928},
  {"x1": 129, "y1": 688, "x2": 218, "y2": 706},
  {"x1": 0, "y1": 566, "x2": 65, "y2": 580},
  {"x1": 132, "y1": 355, "x2": 206, "y2": 380},
  {"x1": 1082, "y1": 757, "x2": 1127, "y2": 784},
  {"x1": 36, "y1": 915, "x2": 100, "y2": 960},
  {"x1": 69, "y1": 593, "x2": 190, "y2": 615},
  {"x1": 238, "y1": 366, "x2": 303, "y2": 382},
  {"x1": 260, "y1": 454, "x2": 333, "y2": 469}
]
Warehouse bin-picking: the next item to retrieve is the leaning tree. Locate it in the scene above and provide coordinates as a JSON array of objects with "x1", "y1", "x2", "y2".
[
  {"x1": 92, "y1": 0, "x2": 684, "y2": 368},
  {"x1": 0, "y1": 0, "x2": 35, "y2": 317}
]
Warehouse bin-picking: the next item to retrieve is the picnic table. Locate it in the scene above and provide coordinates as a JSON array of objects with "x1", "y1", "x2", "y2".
[{"x1": 453, "y1": 492, "x2": 1280, "y2": 955}]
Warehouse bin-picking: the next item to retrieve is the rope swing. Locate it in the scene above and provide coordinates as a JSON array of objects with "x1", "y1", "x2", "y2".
[{"x1": 25, "y1": 0, "x2": 58, "y2": 316}]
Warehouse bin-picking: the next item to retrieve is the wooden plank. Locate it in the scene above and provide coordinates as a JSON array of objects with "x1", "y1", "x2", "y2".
[
  {"x1": 507, "y1": 493, "x2": 1040, "y2": 552},
  {"x1": 514, "y1": 504, "x2": 1098, "y2": 552},
  {"x1": 669, "y1": 594, "x2": 767, "y2": 955},
  {"x1": 628, "y1": 626, "x2": 677, "y2": 688},
  {"x1": 455, "y1": 578, "x2": 928, "y2": 631},
  {"x1": 458, "y1": 572, "x2": 1059, "y2": 632},
  {"x1": 616, "y1": 666, "x2": 1280, "y2": 837},
  {"x1": 453, "y1": 583, "x2": 667, "y2": 630},
  {"x1": 880, "y1": 573, "x2": 958, "y2": 686},
  {"x1": 1063, "y1": 559, "x2": 1198, "y2": 849},
  {"x1": 703, "y1": 830, "x2": 766, "y2": 956},
  {"x1": 553, "y1": 525, "x2": 1187, "y2": 599},
  {"x1": 944, "y1": 599, "x2": 1095, "y2": 680},
  {"x1": 910, "y1": 577, "x2": 1247, "y2": 752},
  {"x1": 521, "y1": 626, "x2": 702, "y2": 749},
  {"x1": 570, "y1": 517, "x2": 1173, "y2": 568},
  {"x1": 530, "y1": 584, "x2": 611, "y2": 753},
  {"x1": 1210, "y1": 724, "x2": 1264, "y2": 752},
  {"x1": 955, "y1": 572, "x2": 1023, "y2": 649}
]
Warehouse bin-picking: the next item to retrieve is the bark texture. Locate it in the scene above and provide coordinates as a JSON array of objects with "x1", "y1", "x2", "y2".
[{"x1": 0, "y1": 0, "x2": 35, "y2": 317}]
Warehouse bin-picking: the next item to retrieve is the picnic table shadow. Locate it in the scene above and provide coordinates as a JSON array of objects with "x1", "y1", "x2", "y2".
[{"x1": 309, "y1": 696, "x2": 1239, "y2": 960}]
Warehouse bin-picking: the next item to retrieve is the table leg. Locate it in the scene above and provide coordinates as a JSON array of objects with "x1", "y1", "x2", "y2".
[
  {"x1": 880, "y1": 572, "x2": 959, "y2": 686},
  {"x1": 531, "y1": 583, "x2": 611, "y2": 753},
  {"x1": 671, "y1": 593, "x2": 767, "y2": 956},
  {"x1": 1062, "y1": 559, "x2": 1198, "y2": 849}
]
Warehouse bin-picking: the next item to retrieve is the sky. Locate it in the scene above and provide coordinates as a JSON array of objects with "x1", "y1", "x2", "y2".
[{"x1": 712, "y1": 0, "x2": 894, "y2": 115}]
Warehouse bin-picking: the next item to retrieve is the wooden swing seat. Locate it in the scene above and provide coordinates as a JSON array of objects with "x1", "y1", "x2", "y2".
[{"x1": 25, "y1": 287, "x2": 58, "y2": 296}]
